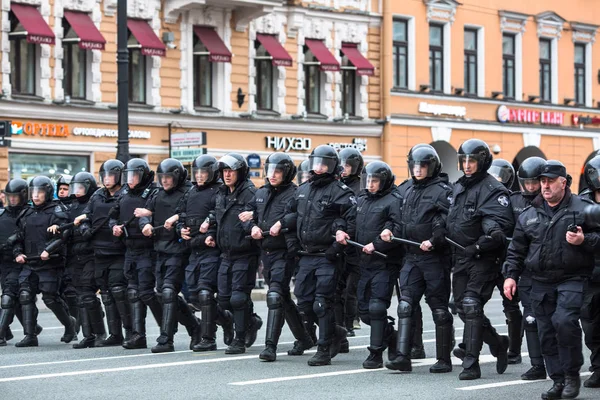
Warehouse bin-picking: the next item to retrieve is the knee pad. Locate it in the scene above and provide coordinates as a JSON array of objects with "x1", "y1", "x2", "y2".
[
  {"x1": 162, "y1": 288, "x2": 177, "y2": 303},
  {"x1": 312, "y1": 296, "x2": 330, "y2": 318},
  {"x1": 1, "y1": 294, "x2": 15, "y2": 309},
  {"x1": 432, "y1": 308, "x2": 453, "y2": 326},
  {"x1": 397, "y1": 300, "x2": 412, "y2": 319},
  {"x1": 267, "y1": 291, "x2": 283, "y2": 310},
  {"x1": 463, "y1": 297, "x2": 483, "y2": 319},
  {"x1": 18, "y1": 290, "x2": 33, "y2": 305},
  {"x1": 110, "y1": 285, "x2": 127, "y2": 301},
  {"x1": 82, "y1": 295, "x2": 99, "y2": 310},
  {"x1": 230, "y1": 291, "x2": 248, "y2": 310},
  {"x1": 198, "y1": 290, "x2": 214, "y2": 306},
  {"x1": 127, "y1": 289, "x2": 140, "y2": 303},
  {"x1": 368, "y1": 299, "x2": 388, "y2": 320}
]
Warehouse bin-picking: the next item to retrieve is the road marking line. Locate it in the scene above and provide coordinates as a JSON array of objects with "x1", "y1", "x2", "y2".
[
  {"x1": 456, "y1": 372, "x2": 592, "y2": 391},
  {"x1": 229, "y1": 368, "x2": 383, "y2": 385}
]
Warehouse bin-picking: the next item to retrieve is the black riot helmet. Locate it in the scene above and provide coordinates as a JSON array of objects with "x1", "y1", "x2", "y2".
[
  {"x1": 457, "y1": 139, "x2": 493, "y2": 174},
  {"x1": 538, "y1": 160, "x2": 568, "y2": 179},
  {"x1": 4, "y1": 178, "x2": 28, "y2": 209},
  {"x1": 264, "y1": 152, "x2": 296, "y2": 186},
  {"x1": 297, "y1": 159, "x2": 310, "y2": 184},
  {"x1": 192, "y1": 155, "x2": 219, "y2": 185},
  {"x1": 157, "y1": 158, "x2": 187, "y2": 189},
  {"x1": 309, "y1": 145, "x2": 339, "y2": 176},
  {"x1": 488, "y1": 159, "x2": 515, "y2": 189},
  {"x1": 584, "y1": 155, "x2": 600, "y2": 192},
  {"x1": 339, "y1": 148, "x2": 364, "y2": 177},
  {"x1": 69, "y1": 172, "x2": 98, "y2": 201},
  {"x1": 55, "y1": 174, "x2": 72, "y2": 199},
  {"x1": 29, "y1": 176, "x2": 54, "y2": 205},
  {"x1": 216, "y1": 153, "x2": 249, "y2": 185},
  {"x1": 122, "y1": 158, "x2": 154, "y2": 190},
  {"x1": 407, "y1": 144, "x2": 442, "y2": 179},
  {"x1": 517, "y1": 156, "x2": 545, "y2": 196},
  {"x1": 99, "y1": 159, "x2": 124, "y2": 187},
  {"x1": 363, "y1": 161, "x2": 395, "y2": 194}
]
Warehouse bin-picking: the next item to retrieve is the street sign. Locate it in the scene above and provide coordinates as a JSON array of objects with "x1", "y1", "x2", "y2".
[
  {"x1": 170, "y1": 132, "x2": 206, "y2": 147},
  {"x1": 247, "y1": 153, "x2": 261, "y2": 169},
  {"x1": 170, "y1": 147, "x2": 206, "y2": 163}
]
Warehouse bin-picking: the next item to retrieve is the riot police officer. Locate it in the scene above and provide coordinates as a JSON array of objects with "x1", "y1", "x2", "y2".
[
  {"x1": 67, "y1": 172, "x2": 107, "y2": 349},
  {"x1": 297, "y1": 160, "x2": 311, "y2": 185},
  {"x1": 139, "y1": 158, "x2": 200, "y2": 353},
  {"x1": 282, "y1": 145, "x2": 356, "y2": 366},
  {"x1": 504, "y1": 160, "x2": 600, "y2": 399},
  {"x1": 349, "y1": 161, "x2": 402, "y2": 369},
  {"x1": 447, "y1": 139, "x2": 514, "y2": 380},
  {"x1": 178, "y1": 155, "x2": 234, "y2": 351},
  {"x1": 78, "y1": 159, "x2": 131, "y2": 346},
  {"x1": 242, "y1": 152, "x2": 314, "y2": 362},
  {"x1": 56, "y1": 175, "x2": 73, "y2": 205},
  {"x1": 0, "y1": 179, "x2": 42, "y2": 345},
  {"x1": 14, "y1": 176, "x2": 77, "y2": 347},
  {"x1": 384, "y1": 144, "x2": 454, "y2": 373},
  {"x1": 204, "y1": 153, "x2": 262, "y2": 355},
  {"x1": 579, "y1": 155, "x2": 600, "y2": 388},
  {"x1": 110, "y1": 159, "x2": 161, "y2": 349},
  {"x1": 335, "y1": 148, "x2": 363, "y2": 346}
]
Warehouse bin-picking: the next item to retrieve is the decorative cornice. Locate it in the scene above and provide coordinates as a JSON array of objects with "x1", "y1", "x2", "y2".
[
  {"x1": 536, "y1": 11, "x2": 565, "y2": 39},
  {"x1": 423, "y1": 0, "x2": 459, "y2": 25},
  {"x1": 498, "y1": 10, "x2": 528, "y2": 34},
  {"x1": 570, "y1": 21, "x2": 599, "y2": 43}
]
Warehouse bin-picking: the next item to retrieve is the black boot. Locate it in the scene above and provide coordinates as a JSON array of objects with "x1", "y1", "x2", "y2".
[
  {"x1": 541, "y1": 381, "x2": 564, "y2": 400},
  {"x1": 288, "y1": 312, "x2": 316, "y2": 356},
  {"x1": 244, "y1": 313, "x2": 262, "y2": 348},
  {"x1": 111, "y1": 286, "x2": 132, "y2": 337},
  {"x1": 308, "y1": 345, "x2": 332, "y2": 366},
  {"x1": 430, "y1": 313, "x2": 453, "y2": 373},
  {"x1": 98, "y1": 292, "x2": 123, "y2": 347},
  {"x1": 330, "y1": 325, "x2": 347, "y2": 359},
  {"x1": 225, "y1": 337, "x2": 246, "y2": 354},
  {"x1": 73, "y1": 307, "x2": 96, "y2": 349},
  {"x1": 16, "y1": 304, "x2": 43, "y2": 337},
  {"x1": 152, "y1": 293, "x2": 177, "y2": 354},
  {"x1": 216, "y1": 308, "x2": 234, "y2": 347},
  {"x1": 194, "y1": 292, "x2": 218, "y2": 352},
  {"x1": 584, "y1": 370, "x2": 600, "y2": 388},
  {"x1": 384, "y1": 318, "x2": 397, "y2": 361},
  {"x1": 385, "y1": 309, "x2": 412, "y2": 372},
  {"x1": 260, "y1": 293, "x2": 285, "y2": 362},
  {"x1": 562, "y1": 375, "x2": 580, "y2": 399},
  {"x1": 0, "y1": 302, "x2": 15, "y2": 346},
  {"x1": 458, "y1": 362, "x2": 481, "y2": 380},
  {"x1": 525, "y1": 324, "x2": 545, "y2": 374},
  {"x1": 460, "y1": 301, "x2": 484, "y2": 380},
  {"x1": 259, "y1": 345, "x2": 277, "y2": 362},
  {"x1": 363, "y1": 346, "x2": 384, "y2": 369},
  {"x1": 15, "y1": 300, "x2": 38, "y2": 348},
  {"x1": 122, "y1": 299, "x2": 147, "y2": 349},
  {"x1": 45, "y1": 297, "x2": 77, "y2": 343},
  {"x1": 411, "y1": 305, "x2": 426, "y2": 359},
  {"x1": 142, "y1": 294, "x2": 163, "y2": 328},
  {"x1": 506, "y1": 309, "x2": 523, "y2": 364},
  {"x1": 284, "y1": 301, "x2": 314, "y2": 356},
  {"x1": 64, "y1": 292, "x2": 80, "y2": 335},
  {"x1": 175, "y1": 296, "x2": 201, "y2": 350},
  {"x1": 521, "y1": 365, "x2": 547, "y2": 381}
]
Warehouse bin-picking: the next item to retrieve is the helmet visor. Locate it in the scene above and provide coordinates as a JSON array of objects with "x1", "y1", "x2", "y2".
[
  {"x1": 6, "y1": 193, "x2": 24, "y2": 207},
  {"x1": 365, "y1": 173, "x2": 382, "y2": 193},
  {"x1": 587, "y1": 168, "x2": 600, "y2": 191},
  {"x1": 264, "y1": 164, "x2": 285, "y2": 180},
  {"x1": 340, "y1": 156, "x2": 360, "y2": 176},
  {"x1": 122, "y1": 170, "x2": 144, "y2": 189},
  {"x1": 518, "y1": 177, "x2": 541, "y2": 196},
  {"x1": 100, "y1": 171, "x2": 120, "y2": 187},
  {"x1": 29, "y1": 186, "x2": 49, "y2": 203},
  {"x1": 488, "y1": 165, "x2": 513, "y2": 185},
  {"x1": 408, "y1": 160, "x2": 435, "y2": 178},
  {"x1": 156, "y1": 172, "x2": 176, "y2": 189},
  {"x1": 458, "y1": 154, "x2": 482, "y2": 172},
  {"x1": 297, "y1": 170, "x2": 310, "y2": 184},
  {"x1": 309, "y1": 156, "x2": 337, "y2": 174},
  {"x1": 68, "y1": 182, "x2": 90, "y2": 197},
  {"x1": 217, "y1": 155, "x2": 245, "y2": 171},
  {"x1": 192, "y1": 167, "x2": 215, "y2": 185}
]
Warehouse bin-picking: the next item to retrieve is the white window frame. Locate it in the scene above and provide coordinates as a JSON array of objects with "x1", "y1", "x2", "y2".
[
  {"x1": 393, "y1": 14, "x2": 415, "y2": 91},
  {"x1": 464, "y1": 25, "x2": 485, "y2": 97}
]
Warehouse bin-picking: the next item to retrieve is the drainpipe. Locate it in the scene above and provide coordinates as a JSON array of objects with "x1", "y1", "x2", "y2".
[{"x1": 381, "y1": 0, "x2": 393, "y2": 166}]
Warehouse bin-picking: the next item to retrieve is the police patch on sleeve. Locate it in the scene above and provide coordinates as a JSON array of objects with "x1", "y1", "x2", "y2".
[
  {"x1": 448, "y1": 194, "x2": 454, "y2": 205},
  {"x1": 349, "y1": 196, "x2": 357, "y2": 205},
  {"x1": 497, "y1": 195, "x2": 509, "y2": 207}
]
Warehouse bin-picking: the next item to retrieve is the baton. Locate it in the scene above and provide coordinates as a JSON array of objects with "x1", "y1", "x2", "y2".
[
  {"x1": 245, "y1": 228, "x2": 289, "y2": 240},
  {"x1": 390, "y1": 236, "x2": 422, "y2": 248},
  {"x1": 121, "y1": 215, "x2": 137, "y2": 239},
  {"x1": 24, "y1": 254, "x2": 60, "y2": 262},
  {"x1": 57, "y1": 219, "x2": 89, "y2": 232},
  {"x1": 332, "y1": 236, "x2": 388, "y2": 259},
  {"x1": 445, "y1": 237, "x2": 466, "y2": 251},
  {"x1": 151, "y1": 225, "x2": 166, "y2": 235}
]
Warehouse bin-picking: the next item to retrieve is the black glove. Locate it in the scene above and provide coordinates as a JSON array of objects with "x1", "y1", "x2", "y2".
[
  {"x1": 325, "y1": 243, "x2": 342, "y2": 262},
  {"x1": 430, "y1": 230, "x2": 446, "y2": 248},
  {"x1": 476, "y1": 232, "x2": 505, "y2": 253},
  {"x1": 464, "y1": 244, "x2": 479, "y2": 259}
]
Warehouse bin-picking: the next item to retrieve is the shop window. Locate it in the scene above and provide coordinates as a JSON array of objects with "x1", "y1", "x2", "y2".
[
  {"x1": 9, "y1": 12, "x2": 36, "y2": 96},
  {"x1": 539, "y1": 39, "x2": 552, "y2": 102},
  {"x1": 193, "y1": 37, "x2": 213, "y2": 108},
  {"x1": 254, "y1": 41, "x2": 274, "y2": 111},
  {"x1": 128, "y1": 34, "x2": 148, "y2": 104},
  {"x1": 502, "y1": 34, "x2": 515, "y2": 99},
  {"x1": 304, "y1": 48, "x2": 322, "y2": 115},
  {"x1": 393, "y1": 19, "x2": 408, "y2": 89},
  {"x1": 574, "y1": 43, "x2": 586, "y2": 106},
  {"x1": 341, "y1": 54, "x2": 356, "y2": 117},
  {"x1": 464, "y1": 29, "x2": 477, "y2": 95},
  {"x1": 429, "y1": 24, "x2": 443, "y2": 92},
  {"x1": 9, "y1": 153, "x2": 89, "y2": 182}
]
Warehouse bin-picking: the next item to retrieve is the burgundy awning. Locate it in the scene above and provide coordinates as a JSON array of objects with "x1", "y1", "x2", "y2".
[
  {"x1": 193, "y1": 26, "x2": 232, "y2": 63},
  {"x1": 10, "y1": 3, "x2": 55, "y2": 45},
  {"x1": 256, "y1": 34, "x2": 292, "y2": 67},
  {"x1": 305, "y1": 39, "x2": 340, "y2": 72},
  {"x1": 127, "y1": 19, "x2": 166, "y2": 57},
  {"x1": 341, "y1": 43, "x2": 375, "y2": 76},
  {"x1": 64, "y1": 11, "x2": 106, "y2": 50}
]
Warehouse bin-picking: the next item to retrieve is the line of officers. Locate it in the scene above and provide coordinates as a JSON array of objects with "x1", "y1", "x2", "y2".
[{"x1": 1, "y1": 140, "x2": 600, "y2": 397}]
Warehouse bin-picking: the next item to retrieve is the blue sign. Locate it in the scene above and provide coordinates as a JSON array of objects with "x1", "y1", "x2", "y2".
[{"x1": 247, "y1": 153, "x2": 261, "y2": 169}]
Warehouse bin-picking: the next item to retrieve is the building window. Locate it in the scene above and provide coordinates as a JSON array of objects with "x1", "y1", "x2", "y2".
[
  {"x1": 9, "y1": 153, "x2": 89, "y2": 181},
  {"x1": 341, "y1": 54, "x2": 356, "y2": 116},
  {"x1": 393, "y1": 19, "x2": 408, "y2": 89},
  {"x1": 464, "y1": 29, "x2": 477, "y2": 95},
  {"x1": 193, "y1": 37, "x2": 212, "y2": 108},
  {"x1": 128, "y1": 34, "x2": 146, "y2": 104},
  {"x1": 429, "y1": 24, "x2": 443, "y2": 92},
  {"x1": 9, "y1": 13, "x2": 36, "y2": 95},
  {"x1": 62, "y1": 19, "x2": 87, "y2": 100},
  {"x1": 539, "y1": 39, "x2": 552, "y2": 102},
  {"x1": 304, "y1": 47, "x2": 321, "y2": 114},
  {"x1": 574, "y1": 43, "x2": 586, "y2": 106},
  {"x1": 502, "y1": 34, "x2": 515, "y2": 99},
  {"x1": 255, "y1": 41, "x2": 273, "y2": 111}
]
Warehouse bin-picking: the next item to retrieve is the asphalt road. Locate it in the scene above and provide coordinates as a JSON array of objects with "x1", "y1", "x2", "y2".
[{"x1": 0, "y1": 292, "x2": 597, "y2": 400}]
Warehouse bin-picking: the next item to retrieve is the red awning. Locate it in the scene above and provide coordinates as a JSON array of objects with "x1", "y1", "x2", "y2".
[
  {"x1": 10, "y1": 3, "x2": 55, "y2": 45},
  {"x1": 193, "y1": 26, "x2": 232, "y2": 63},
  {"x1": 305, "y1": 39, "x2": 340, "y2": 72},
  {"x1": 341, "y1": 43, "x2": 375, "y2": 76},
  {"x1": 256, "y1": 34, "x2": 292, "y2": 67},
  {"x1": 64, "y1": 11, "x2": 106, "y2": 50},
  {"x1": 127, "y1": 19, "x2": 166, "y2": 57}
]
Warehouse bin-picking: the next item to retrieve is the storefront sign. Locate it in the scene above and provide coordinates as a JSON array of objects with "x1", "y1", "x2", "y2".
[
  {"x1": 72, "y1": 127, "x2": 151, "y2": 139},
  {"x1": 328, "y1": 138, "x2": 368, "y2": 152},
  {"x1": 171, "y1": 132, "x2": 206, "y2": 147},
  {"x1": 497, "y1": 105, "x2": 564, "y2": 126},
  {"x1": 419, "y1": 102, "x2": 467, "y2": 118},
  {"x1": 265, "y1": 136, "x2": 312, "y2": 152},
  {"x1": 572, "y1": 115, "x2": 600, "y2": 126},
  {"x1": 11, "y1": 121, "x2": 69, "y2": 137},
  {"x1": 170, "y1": 148, "x2": 206, "y2": 163}
]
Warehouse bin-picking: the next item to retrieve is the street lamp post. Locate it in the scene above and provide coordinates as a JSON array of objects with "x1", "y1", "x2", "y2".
[{"x1": 116, "y1": 0, "x2": 130, "y2": 163}]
